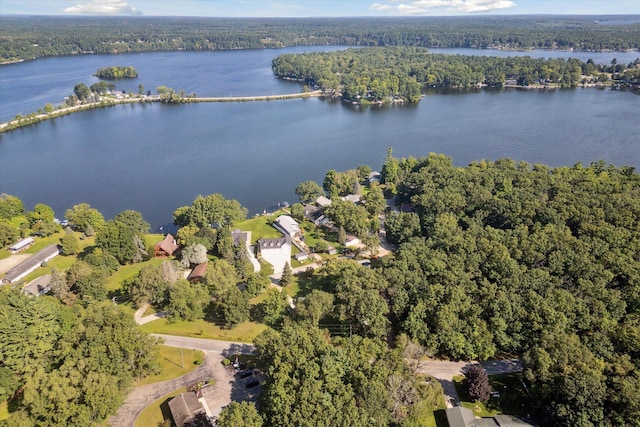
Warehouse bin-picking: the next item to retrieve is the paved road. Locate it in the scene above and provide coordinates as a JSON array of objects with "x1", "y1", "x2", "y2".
[
  {"x1": 153, "y1": 334, "x2": 255, "y2": 355},
  {"x1": 417, "y1": 359, "x2": 523, "y2": 408}
]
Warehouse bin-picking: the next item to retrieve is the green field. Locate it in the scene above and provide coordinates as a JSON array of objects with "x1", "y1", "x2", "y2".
[
  {"x1": 140, "y1": 318, "x2": 267, "y2": 343},
  {"x1": 136, "y1": 345, "x2": 204, "y2": 386}
]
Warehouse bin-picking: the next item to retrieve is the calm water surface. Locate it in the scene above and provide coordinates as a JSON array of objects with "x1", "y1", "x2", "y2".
[{"x1": 1, "y1": 48, "x2": 639, "y2": 228}]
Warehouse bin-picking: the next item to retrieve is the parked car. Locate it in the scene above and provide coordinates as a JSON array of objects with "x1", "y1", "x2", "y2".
[
  {"x1": 246, "y1": 378, "x2": 260, "y2": 388},
  {"x1": 238, "y1": 369, "x2": 253, "y2": 379}
]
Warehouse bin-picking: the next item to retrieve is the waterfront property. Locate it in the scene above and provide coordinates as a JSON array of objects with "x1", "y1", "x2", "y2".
[
  {"x1": 257, "y1": 235, "x2": 291, "y2": 274},
  {"x1": 154, "y1": 233, "x2": 180, "y2": 257},
  {"x1": 1, "y1": 244, "x2": 60, "y2": 284},
  {"x1": 274, "y1": 215, "x2": 301, "y2": 238},
  {"x1": 187, "y1": 262, "x2": 208, "y2": 284}
]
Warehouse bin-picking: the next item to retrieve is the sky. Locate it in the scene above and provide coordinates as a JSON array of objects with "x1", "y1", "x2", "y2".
[{"x1": 0, "y1": 0, "x2": 639, "y2": 17}]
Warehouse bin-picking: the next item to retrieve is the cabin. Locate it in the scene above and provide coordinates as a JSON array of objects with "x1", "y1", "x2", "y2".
[
  {"x1": 257, "y1": 235, "x2": 291, "y2": 274},
  {"x1": 9, "y1": 237, "x2": 34, "y2": 253},
  {"x1": 154, "y1": 233, "x2": 180, "y2": 257},
  {"x1": 187, "y1": 262, "x2": 208, "y2": 283}
]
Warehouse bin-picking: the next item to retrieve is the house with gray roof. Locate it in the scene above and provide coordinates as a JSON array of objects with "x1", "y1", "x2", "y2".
[
  {"x1": 257, "y1": 235, "x2": 291, "y2": 274},
  {"x1": 2, "y1": 244, "x2": 60, "y2": 285},
  {"x1": 274, "y1": 215, "x2": 301, "y2": 237},
  {"x1": 446, "y1": 407, "x2": 534, "y2": 427}
]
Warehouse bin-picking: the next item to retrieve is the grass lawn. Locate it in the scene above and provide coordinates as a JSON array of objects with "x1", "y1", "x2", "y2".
[
  {"x1": 104, "y1": 257, "x2": 165, "y2": 292},
  {"x1": 136, "y1": 346, "x2": 205, "y2": 386},
  {"x1": 0, "y1": 401, "x2": 8, "y2": 421},
  {"x1": 234, "y1": 214, "x2": 284, "y2": 240},
  {"x1": 453, "y1": 375, "x2": 499, "y2": 417},
  {"x1": 134, "y1": 387, "x2": 186, "y2": 427},
  {"x1": 140, "y1": 318, "x2": 267, "y2": 343},
  {"x1": 488, "y1": 373, "x2": 533, "y2": 419}
]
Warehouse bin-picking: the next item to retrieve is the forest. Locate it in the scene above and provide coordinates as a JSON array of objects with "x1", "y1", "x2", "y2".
[
  {"x1": 1, "y1": 151, "x2": 639, "y2": 426},
  {"x1": 272, "y1": 46, "x2": 640, "y2": 102},
  {"x1": 1, "y1": 15, "x2": 640, "y2": 63}
]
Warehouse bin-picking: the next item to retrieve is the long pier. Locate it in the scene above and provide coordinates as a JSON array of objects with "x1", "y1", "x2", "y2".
[{"x1": 0, "y1": 90, "x2": 323, "y2": 133}]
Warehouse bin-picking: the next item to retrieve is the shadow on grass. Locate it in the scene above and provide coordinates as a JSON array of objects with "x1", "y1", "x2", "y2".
[
  {"x1": 433, "y1": 409, "x2": 449, "y2": 427},
  {"x1": 159, "y1": 398, "x2": 174, "y2": 425}
]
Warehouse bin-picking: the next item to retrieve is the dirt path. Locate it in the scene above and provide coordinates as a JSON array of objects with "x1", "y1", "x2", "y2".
[{"x1": 0, "y1": 254, "x2": 31, "y2": 275}]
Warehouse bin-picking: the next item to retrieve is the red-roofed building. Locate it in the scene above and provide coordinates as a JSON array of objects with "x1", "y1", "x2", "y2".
[{"x1": 154, "y1": 233, "x2": 180, "y2": 257}]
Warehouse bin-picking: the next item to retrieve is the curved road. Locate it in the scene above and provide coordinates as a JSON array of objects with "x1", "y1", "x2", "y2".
[{"x1": 109, "y1": 334, "x2": 255, "y2": 427}]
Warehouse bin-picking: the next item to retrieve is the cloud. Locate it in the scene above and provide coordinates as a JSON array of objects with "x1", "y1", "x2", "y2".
[
  {"x1": 64, "y1": 0, "x2": 142, "y2": 15},
  {"x1": 371, "y1": 0, "x2": 516, "y2": 14}
]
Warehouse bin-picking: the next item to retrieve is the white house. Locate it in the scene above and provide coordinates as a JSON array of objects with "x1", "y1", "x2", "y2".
[
  {"x1": 274, "y1": 215, "x2": 301, "y2": 237},
  {"x1": 9, "y1": 237, "x2": 34, "y2": 253},
  {"x1": 257, "y1": 235, "x2": 291, "y2": 274}
]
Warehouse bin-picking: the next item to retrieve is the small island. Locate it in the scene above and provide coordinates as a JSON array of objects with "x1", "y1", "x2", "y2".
[{"x1": 94, "y1": 65, "x2": 138, "y2": 79}]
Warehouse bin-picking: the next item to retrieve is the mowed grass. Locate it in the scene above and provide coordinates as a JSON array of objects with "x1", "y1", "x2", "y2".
[
  {"x1": 453, "y1": 375, "x2": 500, "y2": 417},
  {"x1": 104, "y1": 257, "x2": 165, "y2": 292},
  {"x1": 134, "y1": 387, "x2": 186, "y2": 427},
  {"x1": 136, "y1": 346, "x2": 204, "y2": 386},
  {"x1": 0, "y1": 401, "x2": 8, "y2": 421},
  {"x1": 139, "y1": 318, "x2": 267, "y2": 343},
  {"x1": 233, "y1": 213, "x2": 284, "y2": 240}
]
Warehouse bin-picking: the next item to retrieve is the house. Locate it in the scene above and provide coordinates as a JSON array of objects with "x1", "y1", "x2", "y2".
[
  {"x1": 154, "y1": 233, "x2": 179, "y2": 257},
  {"x1": 304, "y1": 205, "x2": 329, "y2": 226},
  {"x1": 168, "y1": 392, "x2": 207, "y2": 427},
  {"x1": 368, "y1": 171, "x2": 381, "y2": 183},
  {"x1": 2, "y1": 244, "x2": 60, "y2": 284},
  {"x1": 274, "y1": 215, "x2": 301, "y2": 237},
  {"x1": 187, "y1": 262, "x2": 208, "y2": 283},
  {"x1": 257, "y1": 235, "x2": 291, "y2": 274},
  {"x1": 327, "y1": 246, "x2": 338, "y2": 255},
  {"x1": 316, "y1": 196, "x2": 332, "y2": 208},
  {"x1": 21, "y1": 274, "x2": 51, "y2": 297},
  {"x1": 445, "y1": 407, "x2": 534, "y2": 427},
  {"x1": 9, "y1": 237, "x2": 34, "y2": 253}
]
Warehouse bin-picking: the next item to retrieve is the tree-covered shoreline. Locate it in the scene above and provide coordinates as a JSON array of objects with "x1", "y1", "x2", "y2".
[
  {"x1": 273, "y1": 46, "x2": 640, "y2": 103},
  {"x1": 1, "y1": 15, "x2": 639, "y2": 64}
]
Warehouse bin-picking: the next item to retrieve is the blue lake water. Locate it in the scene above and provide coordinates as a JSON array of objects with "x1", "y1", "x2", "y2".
[{"x1": 1, "y1": 47, "x2": 639, "y2": 228}]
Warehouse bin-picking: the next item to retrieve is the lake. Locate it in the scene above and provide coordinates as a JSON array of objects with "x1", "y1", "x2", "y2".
[{"x1": 1, "y1": 47, "x2": 639, "y2": 229}]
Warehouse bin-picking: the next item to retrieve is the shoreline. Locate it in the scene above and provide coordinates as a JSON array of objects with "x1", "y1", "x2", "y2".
[{"x1": 0, "y1": 91, "x2": 323, "y2": 133}]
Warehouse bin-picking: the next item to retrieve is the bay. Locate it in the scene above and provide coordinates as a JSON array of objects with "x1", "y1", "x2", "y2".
[{"x1": 1, "y1": 48, "x2": 639, "y2": 229}]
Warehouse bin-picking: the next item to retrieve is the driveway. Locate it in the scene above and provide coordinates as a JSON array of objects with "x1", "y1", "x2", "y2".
[{"x1": 109, "y1": 335, "x2": 256, "y2": 426}]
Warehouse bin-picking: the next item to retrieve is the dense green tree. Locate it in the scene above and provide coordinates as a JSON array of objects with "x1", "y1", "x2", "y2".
[
  {"x1": 113, "y1": 210, "x2": 150, "y2": 235},
  {"x1": 95, "y1": 220, "x2": 137, "y2": 264},
  {"x1": 0, "y1": 194, "x2": 25, "y2": 219},
  {"x1": 60, "y1": 230, "x2": 80, "y2": 255},
  {"x1": 173, "y1": 194, "x2": 247, "y2": 228},
  {"x1": 215, "y1": 286, "x2": 250, "y2": 329},
  {"x1": 0, "y1": 220, "x2": 18, "y2": 247},
  {"x1": 294, "y1": 290, "x2": 334, "y2": 326},
  {"x1": 384, "y1": 211, "x2": 421, "y2": 244},
  {"x1": 64, "y1": 203, "x2": 105, "y2": 232},
  {"x1": 128, "y1": 264, "x2": 170, "y2": 307},
  {"x1": 180, "y1": 243, "x2": 208, "y2": 268},
  {"x1": 203, "y1": 258, "x2": 238, "y2": 295},
  {"x1": 166, "y1": 280, "x2": 210, "y2": 322},
  {"x1": 89, "y1": 81, "x2": 115, "y2": 94},
  {"x1": 233, "y1": 239, "x2": 253, "y2": 279},
  {"x1": 26, "y1": 203, "x2": 54, "y2": 227},
  {"x1": 73, "y1": 83, "x2": 91, "y2": 101},
  {"x1": 295, "y1": 180, "x2": 325, "y2": 203},
  {"x1": 82, "y1": 247, "x2": 119, "y2": 273},
  {"x1": 260, "y1": 288, "x2": 288, "y2": 328},
  {"x1": 216, "y1": 226, "x2": 235, "y2": 263},
  {"x1": 217, "y1": 401, "x2": 263, "y2": 427}
]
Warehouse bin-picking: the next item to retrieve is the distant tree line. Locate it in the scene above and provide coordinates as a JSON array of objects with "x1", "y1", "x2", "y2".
[{"x1": 1, "y1": 15, "x2": 639, "y2": 63}]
